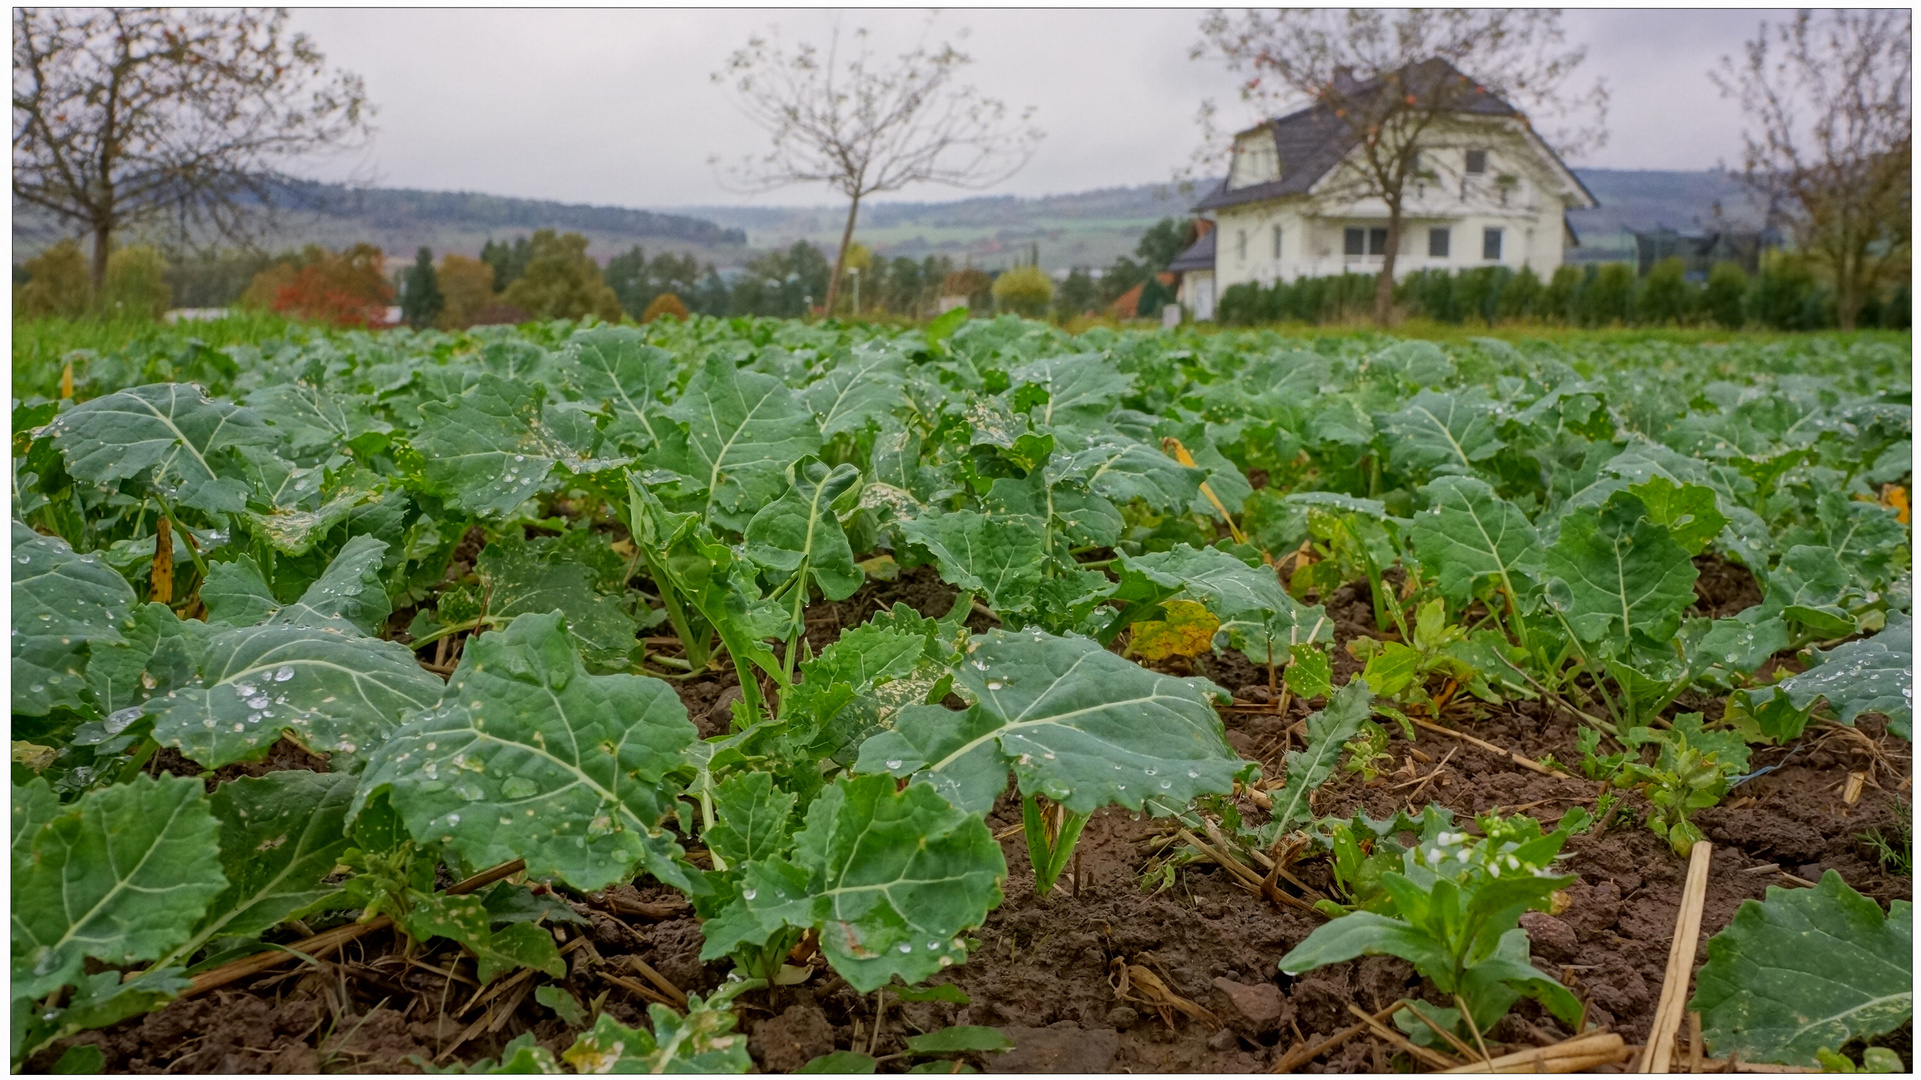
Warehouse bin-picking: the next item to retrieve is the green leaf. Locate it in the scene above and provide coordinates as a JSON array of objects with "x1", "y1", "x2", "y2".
[
  {"x1": 148, "y1": 620, "x2": 443, "y2": 768},
  {"x1": 1629, "y1": 476, "x2": 1729, "y2": 557},
  {"x1": 559, "y1": 325, "x2": 676, "y2": 448},
  {"x1": 1285, "y1": 644, "x2": 1334, "y2": 698},
  {"x1": 45, "y1": 383, "x2": 275, "y2": 514},
  {"x1": 535, "y1": 984, "x2": 586, "y2": 1026},
  {"x1": 1268, "y1": 681, "x2": 1374, "y2": 830},
  {"x1": 657, "y1": 353, "x2": 822, "y2": 530},
  {"x1": 1692, "y1": 871, "x2": 1913, "y2": 1067},
  {"x1": 804, "y1": 343, "x2": 910, "y2": 438},
  {"x1": 11, "y1": 778, "x2": 61, "y2": 881},
  {"x1": 801, "y1": 1051, "x2": 878, "y2": 1073},
  {"x1": 744, "y1": 458, "x2": 864, "y2": 601},
  {"x1": 475, "y1": 535, "x2": 639, "y2": 671},
  {"x1": 414, "y1": 374, "x2": 627, "y2": 519},
  {"x1": 12, "y1": 520, "x2": 137, "y2": 716},
  {"x1": 778, "y1": 607, "x2": 956, "y2": 763},
  {"x1": 12, "y1": 774, "x2": 226, "y2": 1000},
  {"x1": 1543, "y1": 492, "x2": 1698, "y2": 644},
  {"x1": 733, "y1": 774, "x2": 1005, "y2": 993},
  {"x1": 856, "y1": 629, "x2": 1243, "y2": 816},
  {"x1": 707, "y1": 771, "x2": 798, "y2": 868},
  {"x1": 1010, "y1": 353, "x2": 1134, "y2": 428},
  {"x1": 1375, "y1": 389, "x2": 1504, "y2": 478},
  {"x1": 1051, "y1": 437, "x2": 1203, "y2": 513},
  {"x1": 1278, "y1": 909, "x2": 1452, "y2": 978},
  {"x1": 355, "y1": 612, "x2": 697, "y2": 892},
  {"x1": 1780, "y1": 615, "x2": 1912, "y2": 737},
  {"x1": 245, "y1": 381, "x2": 393, "y2": 460},
  {"x1": 274, "y1": 535, "x2": 393, "y2": 635},
  {"x1": 190, "y1": 770, "x2": 356, "y2": 955},
  {"x1": 52, "y1": 1045, "x2": 105, "y2": 1074},
  {"x1": 561, "y1": 987, "x2": 755, "y2": 1073},
  {"x1": 900, "y1": 511, "x2": 1044, "y2": 616},
  {"x1": 1410, "y1": 476, "x2": 1543, "y2": 610},
  {"x1": 905, "y1": 1026, "x2": 1015, "y2": 1054},
  {"x1": 401, "y1": 892, "x2": 565, "y2": 984},
  {"x1": 200, "y1": 558, "x2": 282, "y2": 627}
]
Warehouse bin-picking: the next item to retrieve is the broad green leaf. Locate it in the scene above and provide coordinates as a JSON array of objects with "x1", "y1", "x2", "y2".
[
  {"x1": 856, "y1": 629, "x2": 1244, "y2": 816},
  {"x1": 273, "y1": 535, "x2": 393, "y2": 635},
  {"x1": 1780, "y1": 615, "x2": 1913, "y2": 737},
  {"x1": 12, "y1": 778, "x2": 61, "y2": 881},
  {"x1": 148, "y1": 622, "x2": 443, "y2": 768},
  {"x1": 1692, "y1": 871, "x2": 1912, "y2": 1067},
  {"x1": 1278, "y1": 909, "x2": 1453, "y2": 978},
  {"x1": 400, "y1": 892, "x2": 565, "y2": 984},
  {"x1": 893, "y1": 984, "x2": 971, "y2": 1004},
  {"x1": 559, "y1": 325, "x2": 676, "y2": 448},
  {"x1": 12, "y1": 521, "x2": 136, "y2": 716},
  {"x1": 245, "y1": 382, "x2": 393, "y2": 459},
  {"x1": 905, "y1": 1026, "x2": 1016, "y2": 1054},
  {"x1": 707, "y1": 771, "x2": 798, "y2": 868},
  {"x1": 12, "y1": 774, "x2": 226, "y2": 999},
  {"x1": 1410, "y1": 476, "x2": 1543, "y2": 610},
  {"x1": 1375, "y1": 389, "x2": 1504, "y2": 478},
  {"x1": 561, "y1": 987, "x2": 754, "y2": 1074},
  {"x1": 732, "y1": 774, "x2": 1005, "y2": 993},
  {"x1": 200, "y1": 558, "x2": 282, "y2": 627},
  {"x1": 658, "y1": 353, "x2": 822, "y2": 530},
  {"x1": 45, "y1": 383, "x2": 275, "y2": 514},
  {"x1": 804, "y1": 342, "x2": 910, "y2": 437},
  {"x1": 779, "y1": 607, "x2": 957, "y2": 763},
  {"x1": 1285, "y1": 644, "x2": 1334, "y2": 698},
  {"x1": 188, "y1": 771, "x2": 357, "y2": 954},
  {"x1": 1543, "y1": 492, "x2": 1698, "y2": 644},
  {"x1": 475, "y1": 535, "x2": 639, "y2": 671},
  {"x1": 1010, "y1": 353, "x2": 1134, "y2": 428},
  {"x1": 355, "y1": 612, "x2": 697, "y2": 892},
  {"x1": 536, "y1": 984, "x2": 586, "y2": 1026},
  {"x1": 1267, "y1": 681, "x2": 1374, "y2": 830},
  {"x1": 1052, "y1": 437, "x2": 1203, "y2": 513},
  {"x1": 414, "y1": 374, "x2": 627, "y2": 519},
  {"x1": 1629, "y1": 476, "x2": 1729, "y2": 557},
  {"x1": 744, "y1": 459, "x2": 864, "y2": 601},
  {"x1": 900, "y1": 511, "x2": 1044, "y2": 616}
]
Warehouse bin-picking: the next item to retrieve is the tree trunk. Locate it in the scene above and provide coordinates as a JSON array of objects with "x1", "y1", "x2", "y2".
[
  {"x1": 1373, "y1": 204, "x2": 1403, "y2": 327},
  {"x1": 91, "y1": 221, "x2": 112, "y2": 297},
  {"x1": 824, "y1": 191, "x2": 862, "y2": 318}
]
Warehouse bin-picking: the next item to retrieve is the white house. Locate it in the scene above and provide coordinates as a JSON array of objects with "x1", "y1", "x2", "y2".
[{"x1": 1174, "y1": 59, "x2": 1597, "y2": 319}]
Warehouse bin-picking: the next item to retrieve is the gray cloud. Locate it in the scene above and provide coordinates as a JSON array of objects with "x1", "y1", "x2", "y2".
[{"x1": 288, "y1": 8, "x2": 1772, "y2": 209}]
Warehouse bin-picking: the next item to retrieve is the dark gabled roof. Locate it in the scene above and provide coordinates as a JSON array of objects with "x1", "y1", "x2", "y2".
[
  {"x1": 1195, "y1": 57, "x2": 1582, "y2": 214},
  {"x1": 1167, "y1": 227, "x2": 1216, "y2": 273}
]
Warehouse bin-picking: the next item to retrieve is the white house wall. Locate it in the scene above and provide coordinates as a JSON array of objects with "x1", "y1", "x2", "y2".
[{"x1": 1208, "y1": 115, "x2": 1584, "y2": 293}]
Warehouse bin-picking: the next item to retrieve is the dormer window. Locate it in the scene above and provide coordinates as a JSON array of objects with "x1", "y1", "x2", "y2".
[{"x1": 1465, "y1": 149, "x2": 1488, "y2": 175}]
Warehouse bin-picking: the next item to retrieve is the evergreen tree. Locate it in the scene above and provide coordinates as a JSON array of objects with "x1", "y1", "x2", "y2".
[{"x1": 401, "y1": 247, "x2": 444, "y2": 328}]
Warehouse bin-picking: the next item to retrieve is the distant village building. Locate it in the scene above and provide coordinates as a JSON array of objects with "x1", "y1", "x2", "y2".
[{"x1": 1173, "y1": 59, "x2": 1597, "y2": 319}]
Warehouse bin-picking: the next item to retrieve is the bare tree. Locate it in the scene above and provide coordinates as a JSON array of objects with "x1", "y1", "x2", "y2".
[
  {"x1": 1714, "y1": 10, "x2": 1911, "y2": 330},
  {"x1": 13, "y1": 7, "x2": 373, "y2": 291},
  {"x1": 1193, "y1": 9, "x2": 1606, "y2": 324},
  {"x1": 713, "y1": 22, "x2": 1042, "y2": 315}
]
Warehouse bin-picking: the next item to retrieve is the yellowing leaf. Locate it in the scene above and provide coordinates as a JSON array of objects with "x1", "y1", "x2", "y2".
[{"x1": 1128, "y1": 599, "x2": 1220, "y2": 661}]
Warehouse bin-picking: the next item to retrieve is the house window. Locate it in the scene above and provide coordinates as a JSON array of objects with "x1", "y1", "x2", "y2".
[
  {"x1": 1465, "y1": 149, "x2": 1488, "y2": 174},
  {"x1": 1429, "y1": 228, "x2": 1450, "y2": 258},
  {"x1": 1237, "y1": 230, "x2": 1248, "y2": 262},
  {"x1": 1345, "y1": 227, "x2": 1389, "y2": 256},
  {"x1": 1483, "y1": 227, "x2": 1503, "y2": 260},
  {"x1": 1272, "y1": 225, "x2": 1283, "y2": 260}
]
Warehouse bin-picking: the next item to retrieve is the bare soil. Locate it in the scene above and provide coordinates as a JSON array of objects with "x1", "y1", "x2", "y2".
[{"x1": 41, "y1": 557, "x2": 1913, "y2": 1074}]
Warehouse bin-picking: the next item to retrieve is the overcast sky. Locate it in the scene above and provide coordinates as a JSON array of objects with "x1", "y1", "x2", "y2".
[{"x1": 288, "y1": 7, "x2": 1779, "y2": 210}]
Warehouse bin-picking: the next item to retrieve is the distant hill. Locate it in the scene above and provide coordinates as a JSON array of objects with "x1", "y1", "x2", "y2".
[
  {"x1": 12, "y1": 170, "x2": 1763, "y2": 273},
  {"x1": 12, "y1": 182, "x2": 749, "y2": 265}
]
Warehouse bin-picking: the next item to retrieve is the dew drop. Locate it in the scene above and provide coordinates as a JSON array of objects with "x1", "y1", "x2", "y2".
[
  {"x1": 898, "y1": 943, "x2": 913, "y2": 954},
  {"x1": 886, "y1": 759, "x2": 903, "y2": 770},
  {"x1": 274, "y1": 666, "x2": 295, "y2": 682},
  {"x1": 742, "y1": 888, "x2": 757, "y2": 900},
  {"x1": 986, "y1": 680, "x2": 1003, "y2": 690}
]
